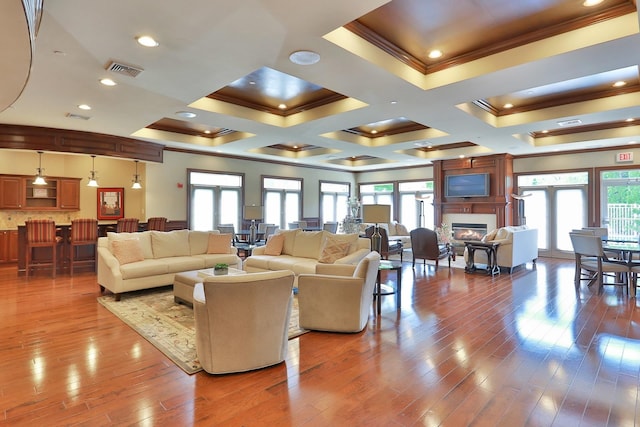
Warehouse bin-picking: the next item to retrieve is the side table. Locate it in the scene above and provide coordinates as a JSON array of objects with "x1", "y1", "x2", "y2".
[
  {"x1": 375, "y1": 260, "x2": 403, "y2": 315},
  {"x1": 464, "y1": 241, "x2": 500, "y2": 276}
]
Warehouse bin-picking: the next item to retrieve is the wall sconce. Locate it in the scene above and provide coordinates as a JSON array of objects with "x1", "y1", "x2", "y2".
[
  {"x1": 87, "y1": 155, "x2": 99, "y2": 187},
  {"x1": 33, "y1": 151, "x2": 47, "y2": 185},
  {"x1": 131, "y1": 160, "x2": 142, "y2": 189}
]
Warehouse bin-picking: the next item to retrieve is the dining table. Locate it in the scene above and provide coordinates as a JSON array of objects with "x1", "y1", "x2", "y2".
[{"x1": 601, "y1": 240, "x2": 640, "y2": 297}]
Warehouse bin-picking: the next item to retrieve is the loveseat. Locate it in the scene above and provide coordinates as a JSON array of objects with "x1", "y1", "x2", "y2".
[
  {"x1": 359, "y1": 221, "x2": 411, "y2": 248},
  {"x1": 243, "y1": 229, "x2": 371, "y2": 283},
  {"x1": 463, "y1": 226, "x2": 538, "y2": 273},
  {"x1": 97, "y1": 229, "x2": 242, "y2": 300}
]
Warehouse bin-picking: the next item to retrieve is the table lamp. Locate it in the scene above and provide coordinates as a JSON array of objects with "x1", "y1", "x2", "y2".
[
  {"x1": 244, "y1": 205, "x2": 263, "y2": 245},
  {"x1": 362, "y1": 204, "x2": 390, "y2": 254}
]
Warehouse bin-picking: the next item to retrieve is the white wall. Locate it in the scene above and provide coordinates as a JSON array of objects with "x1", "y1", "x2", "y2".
[{"x1": 145, "y1": 150, "x2": 356, "y2": 221}]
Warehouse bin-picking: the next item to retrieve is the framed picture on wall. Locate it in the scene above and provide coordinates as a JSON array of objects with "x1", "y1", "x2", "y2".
[{"x1": 97, "y1": 187, "x2": 124, "y2": 220}]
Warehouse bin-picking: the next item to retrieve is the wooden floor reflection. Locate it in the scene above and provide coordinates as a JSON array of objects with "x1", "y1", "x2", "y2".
[{"x1": 1, "y1": 258, "x2": 639, "y2": 426}]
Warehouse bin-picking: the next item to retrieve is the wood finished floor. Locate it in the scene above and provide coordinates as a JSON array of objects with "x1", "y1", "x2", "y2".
[{"x1": 1, "y1": 258, "x2": 639, "y2": 426}]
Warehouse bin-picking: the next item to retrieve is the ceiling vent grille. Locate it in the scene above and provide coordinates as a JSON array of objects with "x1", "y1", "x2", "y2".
[
  {"x1": 106, "y1": 61, "x2": 144, "y2": 78},
  {"x1": 65, "y1": 112, "x2": 91, "y2": 120}
]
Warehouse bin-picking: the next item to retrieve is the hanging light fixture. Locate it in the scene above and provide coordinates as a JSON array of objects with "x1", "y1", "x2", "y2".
[
  {"x1": 87, "y1": 155, "x2": 99, "y2": 187},
  {"x1": 33, "y1": 151, "x2": 47, "y2": 185},
  {"x1": 131, "y1": 160, "x2": 142, "y2": 189}
]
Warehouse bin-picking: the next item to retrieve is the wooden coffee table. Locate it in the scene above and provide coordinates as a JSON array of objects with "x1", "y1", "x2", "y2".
[{"x1": 173, "y1": 267, "x2": 245, "y2": 307}]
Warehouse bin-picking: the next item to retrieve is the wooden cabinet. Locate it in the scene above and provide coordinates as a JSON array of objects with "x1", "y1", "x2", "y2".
[
  {"x1": 0, "y1": 176, "x2": 24, "y2": 209},
  {"x1": 0, "y1": 174, "x2": 80, "y2": 211},
  {"x1": 0, "y1": 230, "x2": 18, "y2": 263},
  {"x1": 59, "y1": 179, "x2": 80, "y2": 209}
]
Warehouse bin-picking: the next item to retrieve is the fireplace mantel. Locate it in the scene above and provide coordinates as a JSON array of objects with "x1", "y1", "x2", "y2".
[{"x1": 433, "y1": 154, "x2": 514, "y2": 228}]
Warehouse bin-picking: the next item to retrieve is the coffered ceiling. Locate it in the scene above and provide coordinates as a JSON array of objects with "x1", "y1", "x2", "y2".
[{"x1": 2, "y1": 0, "x2": 640, "y2": 170}]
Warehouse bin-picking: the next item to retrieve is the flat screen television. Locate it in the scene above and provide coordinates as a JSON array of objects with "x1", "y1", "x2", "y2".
[{"x1": 444, "y1": 173, "x2": 490, "y2": 198}]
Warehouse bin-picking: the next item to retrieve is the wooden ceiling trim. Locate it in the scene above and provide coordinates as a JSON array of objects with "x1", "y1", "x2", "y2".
[
  {"x1": 207, "y1": 92, "x2": 347, "y2": 117},
  {"x1": 346, "y1": 2, "x2": 636, "y2": 75},
  {"x1": 0, "y1": 124, "x2": 164, "y2": 162},
  {"x1": 146, "y1": 122, "x2": 235, "y2": 138},
  {"x1": 417, "y1": 141, "x2": 477, "y2": 152},
  {"x1": 344, "y1": 121, "x2": 429, "y2": 138},
  {"x1": 531, "y1": 118, "x2": 640, "y2": 138}
]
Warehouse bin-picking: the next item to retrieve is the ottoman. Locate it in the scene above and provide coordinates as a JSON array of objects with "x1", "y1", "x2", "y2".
[{"x1": 173, "y1": 268, "x2": 246, "y2": 307}]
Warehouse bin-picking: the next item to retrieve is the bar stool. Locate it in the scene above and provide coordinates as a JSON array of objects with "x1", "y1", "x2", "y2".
[
  {"x1": 146, "y1": 217, "x2": 167, "y2": 231},
  {"x1": 69, "y1": 218, "x2": 98, "y2": 276},
  {"x1": 25, "y1": 219, "x2": 60, "y2": 278},
  {"x1": 116, "y1": 218, "x2": 139, "y2": 233}
]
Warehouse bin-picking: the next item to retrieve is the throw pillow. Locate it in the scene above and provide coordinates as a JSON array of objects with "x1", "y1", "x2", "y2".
[
  {"x1": 264, "y1": 234, "x2": 285, "y2": 255},
  {"x1": 318, "y1": 239, "x2": 350, "y2": 263},
  {"x1": 207, "y1": 233, "x2": 232, "y2": 254},
  {"x1": 111, "y1": 239, "x2": 145, "y2": 265},
  {"x1": 482, "y1": 228, "x2": 499, "y2": 242},
  {"x1": 395, "y1": 223, "x2": 409, "y2": 235}
]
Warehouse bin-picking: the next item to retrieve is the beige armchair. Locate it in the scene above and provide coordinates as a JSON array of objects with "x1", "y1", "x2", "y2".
[
  {"x1": 297, "y1": 251, "x2": 381, "y2": 333},
  {"x1": 193, "y1": 270, "x2": 295, "y2": 374}
]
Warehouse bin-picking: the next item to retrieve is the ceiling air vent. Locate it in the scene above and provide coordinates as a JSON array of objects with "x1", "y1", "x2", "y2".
[
  {"x1": 106, "y1": 60, "x2": 144, "y2": 78},
  {"x1": 65, "y1": 112, "x2": 91, "y2": 120}
]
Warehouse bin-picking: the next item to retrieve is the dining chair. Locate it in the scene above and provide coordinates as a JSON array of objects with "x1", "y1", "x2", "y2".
[
  {"x1": 25, "y1": 219, "x2": 60, "y2": 278},
  {"x1": 116, "y1": 218, "x2": 139, "y2": 233},
  {"x1": 69, "y1": 218, "x2": 98, "y2": 276},
  {"x1": 146, "y1": 217, "x2": 167, "y2": 231},
  {"x1": 322, "y1": 222, "x2": 338, "y2": 233},
  {"x1": 569, "y1": 232, "x2": 629, "y2": 294},
  {"x1": 262, "y1": 225, "x2": 279, "y2": 243},
  {"x1": 217, "y1": 224, "x2": 240, "y2": 245}
]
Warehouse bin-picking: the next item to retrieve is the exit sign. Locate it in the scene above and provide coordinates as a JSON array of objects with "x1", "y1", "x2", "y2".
[{"x1": 616, "y1": 152, "x2": 634, "y2": 162}]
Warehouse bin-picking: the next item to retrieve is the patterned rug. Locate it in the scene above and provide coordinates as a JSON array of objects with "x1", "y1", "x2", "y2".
[{"x1": 97, "y1": 286, "x2": 306, "y2": 374}]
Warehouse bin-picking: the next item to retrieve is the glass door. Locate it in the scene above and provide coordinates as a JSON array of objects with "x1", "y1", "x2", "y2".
[
  {"x1": 519, "y1": 172, "x2": 589, "y2": 258},
  {"x1": 600, "y1": 170, "x2": 640, "y2": 241}
]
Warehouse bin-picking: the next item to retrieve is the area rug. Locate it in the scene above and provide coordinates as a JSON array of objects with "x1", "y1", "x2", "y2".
[{"x1": 97, "y1": 286, "x2": 306, "y2": 374}]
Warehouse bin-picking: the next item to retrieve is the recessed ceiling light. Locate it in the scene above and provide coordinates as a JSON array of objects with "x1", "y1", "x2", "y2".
[
  {"x1": 289, "y1": 50, "x2": 320, "y2": 65},
  {"x1": 503, "y1": 103, "x2": 514, "y2": 109},
  {"x1": 626, "y1": 118, "x2": 635, "y2": 122},
  {"x1": 613, "y1": 80, "x2": 627, "y2": 87},
  {"x1": 278, "y1": 103, "x2": 287, "y2": 110},
  {"x1": 78, "y1": 104, "x2": 91, "y2": 110},
  {"x1": 428, "y1": 50, "x2": 443, "y2": 59},
  {"x1": 176, "y1": 111, "x2": 196, "y2": 118},
  {"x1": 371, "y1": 129, "x2": 378, "y2": 134},
  {"x1": 541, "y1": 130, "x2": 549, "y2": 133},
  {"x1": 628, "y1": 141, "x2": 638, "y2": 145},
  {"x1": 583, "y1": 0, "x2": 604, "y2": 6},
  {"x1": 100, "y1": 78, "x2": 117, "y2": 86},
  {"x1": 390, "y1": 100, "x2": 398, "y2": 105},
  {"x1": 136, "y1": 35, "x2": 159, "y2": 47},
  {"x1": 459, "y1": 155, "x2": 465, "y2": 158},
  {"x1": 204, "y1": 130, "x2": 211, "y2": 134}
]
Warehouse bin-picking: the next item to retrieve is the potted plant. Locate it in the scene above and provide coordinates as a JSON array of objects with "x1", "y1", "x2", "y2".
[{"x1": 213, "y1": 263, "x2": 229, "y2": 275}]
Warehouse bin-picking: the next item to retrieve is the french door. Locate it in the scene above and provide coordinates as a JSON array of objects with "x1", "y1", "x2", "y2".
[{"x1": 520, "y1": 182, "x2": 588, "y2": 258}]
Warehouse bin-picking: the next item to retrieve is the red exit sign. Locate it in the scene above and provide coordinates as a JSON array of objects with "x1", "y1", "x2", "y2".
[{"x1": 616, "y1": 152, "x2": 634, "y2": 162}]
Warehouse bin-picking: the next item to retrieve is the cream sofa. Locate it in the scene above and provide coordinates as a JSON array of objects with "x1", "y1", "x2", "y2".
[
  {"x1": 359, "y1": 221, "x2": 411, "y2": 248},
  {"x1": 464, "y1": 226, "x2": 538, "y2": 273},
  {"x1": 243, "y1": 229, "x2": 371, "y2": 283},
  {"x1": 97, "y1": 229, "x2": 242, "y2": 300}
]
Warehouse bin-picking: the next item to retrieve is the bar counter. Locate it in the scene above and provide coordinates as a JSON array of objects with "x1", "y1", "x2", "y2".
[{"x1": 17, "y1": 220, "x2": 187, "y2": 275}]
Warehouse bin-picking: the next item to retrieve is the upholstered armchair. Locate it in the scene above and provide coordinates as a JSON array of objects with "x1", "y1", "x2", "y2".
[
  {"x1": 297, "y1": 251, "x2": 381, "y2": 333},
  {"x1": 193, "y1": 270, "x2": 295, "y2": 374},
  {"x1": 409, "y1": 227, "x2": 451, "y2": 269}
]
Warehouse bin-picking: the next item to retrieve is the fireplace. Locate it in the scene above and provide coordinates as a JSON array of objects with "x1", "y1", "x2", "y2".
[{"x1": 452, "y1": 223, "x2": 487, "y2": 242}]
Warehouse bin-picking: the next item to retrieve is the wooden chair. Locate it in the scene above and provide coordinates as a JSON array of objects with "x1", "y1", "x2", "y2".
[
  {"x1": 409, "y1": 227, "x2": 451, "y2": 269},
  {"x1": 569, "y1": 232, "x2": 629, "y2": 294},
  {"x1": 116, "y1": 218, "x2": 139, "y2": 233},
  {"x1": 25, "y1": 219, "x2": 60, "y2": 278},
  {"x1": 69, "y1": 218, "x2": 98, "y2": 276},
  {"x1": 365, "y1": 226, "x2": 403, "y2": 261},
  {"x1": 147, "y1": 217, "x2": 167, "y2": 231}
]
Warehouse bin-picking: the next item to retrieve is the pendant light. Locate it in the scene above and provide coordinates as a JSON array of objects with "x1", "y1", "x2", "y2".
[
  {"x1": 33, "y1": 151, "x2": 47, "y2": 185},
  {"x1": 131, "y1": 160, "x2": 142, "y2": 189},
  {"x1": 87, "y1": 155, "x2": 99, "y2": 187}
]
